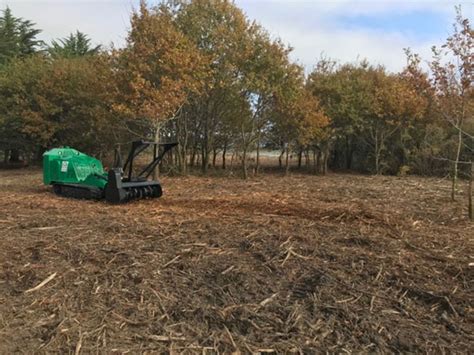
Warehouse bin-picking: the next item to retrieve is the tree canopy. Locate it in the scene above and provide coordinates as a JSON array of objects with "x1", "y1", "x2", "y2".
[
  {"x1": 0, "y1": 7, "x2": 43, "y2": 65},
  {"x1": 49, "y1": 31, "x2": 101, "y2": 58},
  {"x1": 0, "y1": 2, "x2": 472, "y2": 179}
]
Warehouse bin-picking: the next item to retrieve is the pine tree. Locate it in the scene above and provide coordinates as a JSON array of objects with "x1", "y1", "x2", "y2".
[
  {"x1": 0, "y1": 7, "x2": 43, "y2": 65},
  {"x1": 49, "y1": 31, "x2": 101, "y2": 58}
]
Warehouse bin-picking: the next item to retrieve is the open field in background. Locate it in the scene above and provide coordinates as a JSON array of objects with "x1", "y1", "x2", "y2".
[
  {"x1": 0, "y1": 169, "x2": 473, "y2": 353},
  {"x1": 136, "y1": 150, "x2": 313, "y2": 172}
]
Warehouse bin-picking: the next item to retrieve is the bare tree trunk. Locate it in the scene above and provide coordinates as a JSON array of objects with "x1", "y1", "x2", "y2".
[
  {"x1": 297, "y1": 148, "x2": 302, "y2": 168},
  {"x1": 317, "y1": 150, "x2": 322, "y2": 174},
  {"x1": 452, "y1": 127, "x2": 463, "y2": 201},
  {"x1": 201, "y1": 145, "x2": 208, "y2": 173},
  {"x1": 182, "y1": 119, "x2": 188, "y2": 174},
  {"x1": 242, "y1": 147, "x2": 248, "y2": 179},
  {"x1": 240, "y1": 123, "x2": 249, "y2": 179},
  {"x1": 285, "y1": 145, "x2": 290, "y2": 176},
  {"x1": 374, "y1": 132, "x2": 380, "y2": 175},
  {"x1": 10, "y1": 149, "x2": 20, "y2": 162},
  {"x1": 469, "y1": 162, "x2": 473, "y2": 221},
  {"x1": 202, "y1": 114, "x2": 210, "y2": 174},
  {"x1": 168, "y1": 149, "x2": 173, "y2": 168},
  {"x1": 222, "y1": 141, "x2": 227, "y2": 170},
  {"x1": 152, "y1": 125, "x2": 160, "y2": 180},
  {"x1": 375, "y1": 152, "x2": 380, "y2": 175},
  {"x1": 322, "y1": 145, "x2": 329, "y2": 175},
  {"x1": 346, "y1": 136, "x2": 352, "y2": 170},
  {"x1": 278, "y1": 149, "x2": 284, "y2": 169},
  {"x1": 312, "y1": 149, "x2": 317, "y2": 174},
  {"x1": 180, "y1": 151, "x2": 187, "y2": 174},
  {"x1": 230, "y1": 152, "x2": 235, "y2": 171},
  {"x1": 178, "y1": 115, "x2": 188, "y2": 174},
  {"x1": 190, "y1": 144, "x2": 197, "y2": 167},
  {"x1": 255, "y1": 129, "x2": 261, "y2": 175},
  {"x1": 212, "y1": 148, "x2": 217, "y2": 168},
  {"x1": 323, "y1": 154, "x2": 328, "y2": 175}
]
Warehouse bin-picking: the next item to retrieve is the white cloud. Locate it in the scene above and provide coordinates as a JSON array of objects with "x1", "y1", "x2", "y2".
[
  {"x1": 236, "y1": 0, "x2": 472, "y2": 72},
  {"x1": 0, "y1": 0, "x2": 137, "y2": 47},
  {"x1": 238, "y1": 0, "x2": 469, "y2": 16},
  {"x1": 244, "y1": 14, "x2": 442, "y2": 73},
  {"x1": 1, "y1": 0, "x2": 472, "y2": 73}
]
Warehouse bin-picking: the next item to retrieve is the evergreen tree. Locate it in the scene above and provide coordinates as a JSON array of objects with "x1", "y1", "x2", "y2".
[
  {"x1": 49, "y1": 31, "x2": 101, "y2": 58},
  {"x1": 0, "y1": 7, "x2": 43, "y2": 65}
]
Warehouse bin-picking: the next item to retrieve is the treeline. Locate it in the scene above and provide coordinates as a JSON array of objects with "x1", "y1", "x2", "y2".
[{"x1": 0, "y1": 1, "x2": 472, "y2": 180}]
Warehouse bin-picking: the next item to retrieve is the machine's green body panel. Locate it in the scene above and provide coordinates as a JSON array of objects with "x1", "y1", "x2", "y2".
[{"x1": 43, "y1": 147, "x2": 108, "y2": 189}]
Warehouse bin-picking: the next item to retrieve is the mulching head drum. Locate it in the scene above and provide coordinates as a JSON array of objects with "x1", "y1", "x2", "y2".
[{"x1": 104, "y1": 169, "x2": 163, "y2": 204}]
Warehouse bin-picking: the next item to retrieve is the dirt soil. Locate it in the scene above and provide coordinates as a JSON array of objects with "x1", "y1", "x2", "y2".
[{"x1": 0, "y1": 169, "x2": 473, "y2": 353}]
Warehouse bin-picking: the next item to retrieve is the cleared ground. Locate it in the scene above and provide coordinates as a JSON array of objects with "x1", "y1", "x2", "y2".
[{"x1": 0, "y1": 169, "x2": 472, "y2": 353}]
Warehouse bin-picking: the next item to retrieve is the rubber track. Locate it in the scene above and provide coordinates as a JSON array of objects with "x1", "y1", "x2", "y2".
[{"x1": 53, "y1": 184, "x2": 103, "y2": 200}]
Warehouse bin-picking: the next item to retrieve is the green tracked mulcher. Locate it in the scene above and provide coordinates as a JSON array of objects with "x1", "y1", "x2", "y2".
[{"x1": 43, "y1": 140, "x2": 177, "y2": 203}]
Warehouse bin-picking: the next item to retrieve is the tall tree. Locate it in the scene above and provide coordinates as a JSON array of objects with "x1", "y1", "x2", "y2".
[
  {"x1": 115, "y1": 0, "x2": 206, "y2": 177},
  {"x1": 241, "y1": 33, "x2": 293, "y2": 176},
  {"x1": 430, "y1": 7, "x2": 473, "y2": 200},
  {"x1": 308, "y1": 61, "x2": 426, "y2": 174},
  {"x1": 308, "y1": 61, "x2": 371, "y2": 171},
  {"x1": 0, "y1": 55, "x2": 118, "y2": 161},
  {"x1": 272, "y1": 64, "x2": 329, "y2": 175},
  {"x1": 368, "y1": 69, "x2": 426, "y2": 174},
  {"x1": 397, "y1": 49, "x2": 437, "y2": 175},
  {"x1": 0, "y1": 7, "x2": 43, "y2": 65},
  {"x1": 174, "y1": 0, "x2": 296, "y2": 177},
  {"x1": 0, "y1": 7, "x2": 43, "y2": 162},
  {"x1": 175, "y1": 0, "x2": 255, "y2": 174}
]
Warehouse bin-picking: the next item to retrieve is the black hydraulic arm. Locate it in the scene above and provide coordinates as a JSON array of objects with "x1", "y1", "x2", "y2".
[
  {"x1": 121, "y1": 140, "x2": 177, "y2": 181},
  {"x1": 138, "y1": 143, "x2": 178, "y2": 178},
  {"x1": 113, "y1": 147, "x2": 123, "y2": 169},
  {"x1": 123, "y1": 141, "x2": 150, "y2": 181}
]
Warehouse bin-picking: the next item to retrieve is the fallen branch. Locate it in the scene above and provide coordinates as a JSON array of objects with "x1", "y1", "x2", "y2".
[
  {"x1": 259, "y1": 293, "x2": 279, "y2": 307},
  {"x1": 163, "y1": 255, "x2": 180, "y2": 268},
  {"x1": 25, "y1": 272, "x2": 57, "y2": 293},
  {"x1": 138, "y1": 334, "x2": 186, "y2": 342}
]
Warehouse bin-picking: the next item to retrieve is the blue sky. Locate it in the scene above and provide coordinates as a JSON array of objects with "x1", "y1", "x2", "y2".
[
  {"x1": 0, "y1": 0, "x2": 472, "y2": 72},
  {"x1": 337, "y1": 11, "x2": 450, "y2": 41}
]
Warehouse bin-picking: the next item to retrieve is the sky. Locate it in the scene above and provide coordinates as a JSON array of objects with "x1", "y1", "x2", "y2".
[{"x1": 0, "y1": 0, "x2": 472, "y2": 73}]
